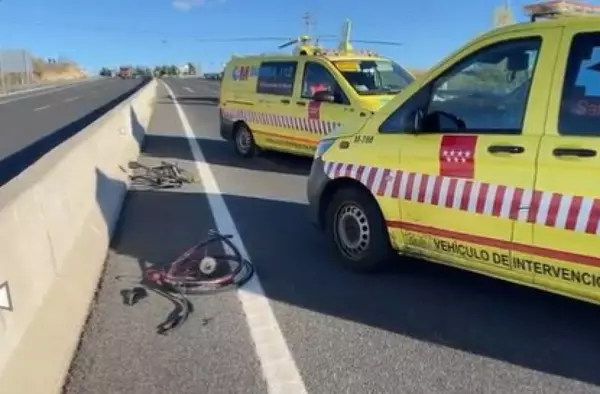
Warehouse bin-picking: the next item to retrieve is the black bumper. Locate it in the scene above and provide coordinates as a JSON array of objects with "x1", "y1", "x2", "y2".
[
  {"x1": 219, "y1": 109, "x2": 234, "y2": 141},
  {"x1": 306, "y1": 156, "x2": 331, "y2": 231}
]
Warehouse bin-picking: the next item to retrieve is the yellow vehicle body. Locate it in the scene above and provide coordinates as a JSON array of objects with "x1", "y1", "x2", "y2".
[
  {"x1": 218, "y1": 52, "x2": 415, "y2": 157},
  {"x1": 307, "y1": 15, "x2": 600, "y2": 306}
]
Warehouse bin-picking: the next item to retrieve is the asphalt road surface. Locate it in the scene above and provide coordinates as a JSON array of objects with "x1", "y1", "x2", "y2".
[
  {"x1": 64, "y1": 78, "x2": 600, "y2": 394},
  {"x1": 0, "y1": 77, "x2": 146, "y2": 162}
]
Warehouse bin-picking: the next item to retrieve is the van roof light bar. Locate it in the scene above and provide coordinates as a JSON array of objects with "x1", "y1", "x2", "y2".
[{"x1": 524, "y1": 0, "x2": 600, "y2": 21}]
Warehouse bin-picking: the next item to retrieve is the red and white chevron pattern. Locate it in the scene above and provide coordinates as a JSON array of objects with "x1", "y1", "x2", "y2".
[
  {"x1": 324, "y1": 161, "x2": 600, "y2": 236},
  {"x1": 221, "y1": 108, "x2": 342, "y2": 136}
]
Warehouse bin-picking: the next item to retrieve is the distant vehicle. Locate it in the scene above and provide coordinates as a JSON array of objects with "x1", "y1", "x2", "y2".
[
  {"x1": 204, "y1": 73, "x2": 222, "y2": 80},
  {"x1": 219, "y1": 19, "x2": 414, "y2": 159},
  {"x1": 118, "y1": 66, "x2": 133, "y2": 79}
]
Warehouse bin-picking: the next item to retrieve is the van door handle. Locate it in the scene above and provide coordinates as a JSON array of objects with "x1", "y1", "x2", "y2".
[
  {"x1": 552, "y1": 148, "x2": 597, "y2": 157},
  {"x1": 296, "y1": 101, "x2": 306, "y2": 106},
  {"x1": 487, "y1": 145, "x2": 525, "y2": 154},
  {"x1": 280, "y1": 99, "x2": 290, "y2": 104}
]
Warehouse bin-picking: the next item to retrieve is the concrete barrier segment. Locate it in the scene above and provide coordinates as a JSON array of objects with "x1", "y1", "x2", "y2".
[{"x1": 0, "y1": 79, "x2": 158, "y2": 394}]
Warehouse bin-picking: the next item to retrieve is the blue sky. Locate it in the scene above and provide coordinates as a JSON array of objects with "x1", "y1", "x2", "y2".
[{"x1": 0, "y1": 0, "x2": 575, "y2": 74}]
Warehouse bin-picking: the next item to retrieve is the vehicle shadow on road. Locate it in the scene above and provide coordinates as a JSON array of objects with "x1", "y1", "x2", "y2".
[
  {"x1": 110, "y1": 182, "x2": 600, "y2": 388},
  {"x1": 142, "y1": 134, "x2": 313, "y2": 176},
  {"x1": 225, "y1": 193, "x2": 600, "y2": 388}
]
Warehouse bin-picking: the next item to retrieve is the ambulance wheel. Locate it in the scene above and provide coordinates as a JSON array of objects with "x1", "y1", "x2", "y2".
[
  {"x1": 233, "y1": 123, "x2": 258, "y2": 158},
  {"x1": 325, "y1": 186, "x2": 394, "y2": 273}
]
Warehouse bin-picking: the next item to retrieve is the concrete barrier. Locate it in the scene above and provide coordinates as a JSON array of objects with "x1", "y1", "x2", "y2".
[{"x1": 0, "y1": 78, "x2": 158, "y2": 394}]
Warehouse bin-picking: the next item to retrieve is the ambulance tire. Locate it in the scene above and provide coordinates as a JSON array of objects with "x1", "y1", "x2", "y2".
[
  {"x1": 325, "y1": 186, "x2": 394, "y2": 273},
  {"x1": 233, "y1": 123, "x2": 259, "y2": 158}
]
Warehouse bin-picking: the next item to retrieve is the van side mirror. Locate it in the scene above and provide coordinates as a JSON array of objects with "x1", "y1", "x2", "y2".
[
  {"x1": 411, "y1": 109, "x2": 466, "y2": 133},
  {"x1": 313, "y1": 90, "x2": 335, "y2": 103},
  {"x1": 507, "y1": 53, "x2": 529, "y2": 72},
  {"x1": 421, "y1": 110, "x2": 466, "y2": 132},
  {"x1": 411, "y1": 109, "x2": 424, "y2": 133}
]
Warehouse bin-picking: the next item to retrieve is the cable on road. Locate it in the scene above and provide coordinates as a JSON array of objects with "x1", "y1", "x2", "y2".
[
  {"x1": 118, "y1": 230, "x2": 255, "y2": 335},
  {"x1": 127, "y1": 160, "x2": 196, "y2": 189}
]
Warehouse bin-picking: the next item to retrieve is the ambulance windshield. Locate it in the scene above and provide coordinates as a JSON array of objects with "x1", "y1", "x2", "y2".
[{"x1": 334, "y1": 59, "x2": 415, "y2": 95}]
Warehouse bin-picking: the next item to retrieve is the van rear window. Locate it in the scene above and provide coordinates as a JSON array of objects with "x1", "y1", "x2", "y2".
[{"x1": 256, "y1": 61, "x2": 297, "y2": 96}]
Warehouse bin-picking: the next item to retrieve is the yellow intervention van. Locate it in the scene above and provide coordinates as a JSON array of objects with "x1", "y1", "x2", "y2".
[
  {"x1": 307, "y1": 1, "x2": 600, "y2": 306},
  {"x1": 219, "y1": 21, "x2": 416, "y2": 158}
]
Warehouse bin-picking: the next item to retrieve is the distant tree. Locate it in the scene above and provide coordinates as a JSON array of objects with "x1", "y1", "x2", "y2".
[{"x1": 187, "y1": 62, "x2": 197, "y2": 75}]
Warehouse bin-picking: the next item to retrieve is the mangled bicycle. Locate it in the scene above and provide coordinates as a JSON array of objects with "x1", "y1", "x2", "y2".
[
  {"x1": 128, "y1": 160, "x2": 195, "y2": 190},
  {"x1": 118, "y1": 230, "x2": 255, "y2": 335}
]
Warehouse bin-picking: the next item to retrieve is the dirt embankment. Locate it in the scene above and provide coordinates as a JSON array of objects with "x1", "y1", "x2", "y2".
[{"x1": 32, "y1": 58, "x2": 86, "y2": 82}]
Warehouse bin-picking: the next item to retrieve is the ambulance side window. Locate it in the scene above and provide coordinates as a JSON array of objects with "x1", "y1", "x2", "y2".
[
  {"x1": 256, "y1": 61, "x2": 297, "y2": 96},
  {"x1": 379, "y1": 37, "x2": 541, "y2": 134},
  {"x1": 301, "y1": 62, "x2": 349, "y2": 105},
  {"x1": 559, "y1": 32, "x2": 600, "y2": 136}
]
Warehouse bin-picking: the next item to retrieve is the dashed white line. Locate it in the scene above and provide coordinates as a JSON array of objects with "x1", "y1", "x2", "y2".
[
  {"x1": 33, "y1": 104, "x2": 51, "y2": 111},
  {"x1": 162, "y1": 81, "x2": 307, "y2": 394},
  {"x1": 183, "y1": 86, "x2": 194, "y2": 93},
  {"x1": 0, "y1": 78, "x2": 107, "y2": 105},
  {"x1": 64, "y1": 96, "x2": 80, "y2": 102}
]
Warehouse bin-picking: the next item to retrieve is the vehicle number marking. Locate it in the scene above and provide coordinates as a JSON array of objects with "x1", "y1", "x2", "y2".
[{"x1": 353, "y1": 135, "x2": 374, "y2": 144}]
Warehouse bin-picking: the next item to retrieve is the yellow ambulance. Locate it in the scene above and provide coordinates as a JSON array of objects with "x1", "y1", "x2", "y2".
[
  {"x1": 307, "y1": 1, "x2": 600, "y2": 306},
  {"x1": 218, "y1": 22, "x2": 415, "y2": 158}
]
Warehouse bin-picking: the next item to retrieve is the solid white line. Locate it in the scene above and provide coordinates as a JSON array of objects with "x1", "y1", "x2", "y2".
[
  {"x1": 33, "y1": 104, "x2": 51, "y2": 111},
  {"x1": 162, "y1": 81, "x2": 307, "y2": 394}
]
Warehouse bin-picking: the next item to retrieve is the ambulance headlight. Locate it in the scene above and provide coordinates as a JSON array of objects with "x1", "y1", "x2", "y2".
[{"x1": 314, "y1": 138, "x2": 335, "y2": 159}]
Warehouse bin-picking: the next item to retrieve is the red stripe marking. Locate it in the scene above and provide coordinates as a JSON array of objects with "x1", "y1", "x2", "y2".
[
  {"x1": 387, "y1": 220, "x2": 600, "y2": 268},
  {"x1": 585, "y1": 199, "x2": 600, "y2": 234},
  {"x1": 476, "y1": 183, "x2": 490, "y2": 214},
  {"x1": 545, "y1": 193, "x2": 562, "y2": 227},
  {"x1": 356, "y1": 165, "x2": 366, "y2": 183},
  {"x1": 344, "y1": 164, "x2": 354, "y2": 178},
  {"x1": 333, "y1": 163, "x2": 343, "y2": 178},
  {"x1": 391, "y1": 171, "x2": 403, "y2": 198},
  {"x1": 510, "y1": 188, "x2": 524, "y2": 220},
  {"x1": 366, "y1": 168, "x2": 378, "y2": 190},
  {"x1": 417, "y1": 174, "x2": 429, "y2": 203},
  {"x1": 444, "y1": 178, "x2": 458, "y2": 208},
  {"x1": 492, "y1": 185, "x2": 506, "y2": 217},
  {"x1": 377, "y1": 169, "x2": 391, "y2": 196},
  {"x1": 431, "y1": 176, "x2": 443, "y2": 205},
  {"x1": 459, "y1": 181, "x2": 473, "y2": 211},
  {"x1": 565, "y1": 196, "x2": 583, "y2": 230},
  {"x1": 405, "y1": 173, "x2": 416, "y2": 201},
  {"x1": 527, "y1": 190, "x2": 543, "y2": 223}
]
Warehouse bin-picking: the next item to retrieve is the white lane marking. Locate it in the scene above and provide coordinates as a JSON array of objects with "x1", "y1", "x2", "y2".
[
  {"x1": 162, "y1": 81, "x2": 307, "y2": 394},
  {"x1": 64, "y1": 96, "x2": 80, "y2": 102},
  {"x1": 0, "y1": 79, "x2": 102, "y2": 105},
  {"x1": 183, "y1": 86, "x2": 194, "y2": 93},
  {"x1": 33, "y1": 104, "x2": 51, "y2": 111}
]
